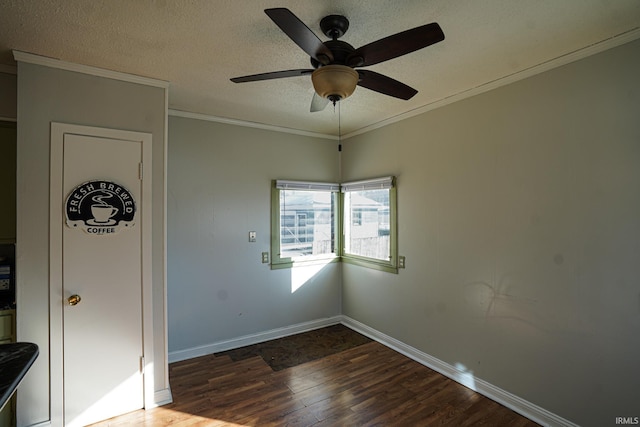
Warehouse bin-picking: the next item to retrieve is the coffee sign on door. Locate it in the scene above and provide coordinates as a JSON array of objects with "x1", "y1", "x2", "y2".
[{"x1": 65, "y1": 180, "x2": 137, "y2": 235}]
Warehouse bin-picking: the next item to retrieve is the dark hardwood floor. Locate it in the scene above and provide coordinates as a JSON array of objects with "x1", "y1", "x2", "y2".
[{"x1": 91, "y1": 328, "x2": 539, "y2": 426}]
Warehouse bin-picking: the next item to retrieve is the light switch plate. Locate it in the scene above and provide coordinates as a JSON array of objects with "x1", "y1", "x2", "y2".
[
  {"x1": 261, "y1": 252, "x2": 269, "y2": 263},
  {"x1": 398, "y1": 255, "x2": 406, "y2": 269}
]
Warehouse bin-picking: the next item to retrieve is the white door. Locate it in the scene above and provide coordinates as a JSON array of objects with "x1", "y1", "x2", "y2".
[{"x1": 62, "y1": 133, "x2": 144, "y2": 426}]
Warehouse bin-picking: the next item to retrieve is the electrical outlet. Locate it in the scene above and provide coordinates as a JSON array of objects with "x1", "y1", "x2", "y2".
[
  {"x1": 261, "y1": 252, "x2": 269, "y2": 263},
  {"x1": 398, "y1": 255, "x2": 406, "y2": 269},
  {"x1": 249, "y1": 231, "x2": 257, "y2": 242}
]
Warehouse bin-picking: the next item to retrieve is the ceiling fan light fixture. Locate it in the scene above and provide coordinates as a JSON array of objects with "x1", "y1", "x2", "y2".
[{"x1": 311, "y1": 65, "x2": 359, "y2": 102}]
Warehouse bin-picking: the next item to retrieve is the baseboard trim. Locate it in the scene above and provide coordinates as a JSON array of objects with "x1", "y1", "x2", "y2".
[
  {"x1": 168, "y1": 316, "x2": 342, "y2": 363},
  {"x1": 152, "y1": 388, "x2": 173, "y2": 407},
  {"x1": 340, "y1": 315, "x2": 578, "y2": 427}
]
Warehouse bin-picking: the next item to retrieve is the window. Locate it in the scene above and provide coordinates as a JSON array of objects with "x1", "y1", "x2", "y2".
[
  {"x1": 342, "y1": 177, "x2": 397, "y2": 273},
  {"x1": 271, "y1": 177, "x2": 398, "y2": 273},
  {"x1": 271, "y1": 180, "x2": 340, "y2": 268}
]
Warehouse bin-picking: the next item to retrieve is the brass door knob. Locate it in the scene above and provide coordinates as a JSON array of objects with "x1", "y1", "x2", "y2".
[{"x1": 67, "y1": 294, "x2": 82, "y2": 306}]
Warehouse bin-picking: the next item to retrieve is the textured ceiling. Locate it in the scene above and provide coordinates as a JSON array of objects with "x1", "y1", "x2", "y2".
[{"x1": 1, "y1": 0, "x2": 639, "y2": 136}]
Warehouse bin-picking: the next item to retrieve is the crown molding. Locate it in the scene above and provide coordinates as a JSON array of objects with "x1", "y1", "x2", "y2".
[
  {"x1": 168, "y1": 109, "x2": 337, "y2": 141},
  {"x1": 343, "y1": 26, "x2": 640, "y2": 139},
  {"x1": 12, "y1": 50, "x2": 169, "y2": 89}
]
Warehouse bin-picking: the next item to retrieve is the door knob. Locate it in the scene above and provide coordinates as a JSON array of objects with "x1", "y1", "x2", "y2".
[{"x1": 67, "y1": 294, "x2": 82, "y2": 306}]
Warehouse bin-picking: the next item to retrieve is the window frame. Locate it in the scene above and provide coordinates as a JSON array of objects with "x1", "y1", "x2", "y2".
[
  {"x1": 270, "y1": 177, "x2": 398, "y2": 273},
  {"x1": 341, "y1": 177, "x2": 398, "y2": 274},
  {"x1": 270, "y1": 180, "x2": 341, "y2": 269}
]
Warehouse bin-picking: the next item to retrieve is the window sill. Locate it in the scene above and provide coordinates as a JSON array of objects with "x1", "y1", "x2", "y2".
[
  {"x1": 341, "y1": 255, "x2": 398, "y2": 274},
  {"x1": 271, "y1": 255, "x2": 397, "y2": 274},
  {"x1": 270, "y1": 255, "x2": 340, "y2": 270}
]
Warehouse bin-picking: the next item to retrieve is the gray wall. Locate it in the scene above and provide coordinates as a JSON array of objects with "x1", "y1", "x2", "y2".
[
  {"x1": 15, "y1": 62, "x2": 168, "y2": 426},
  {"x1": 341, "y1": 38, "x2": 640, "y2": 426},
  {"x1": 167, "y1": 116, "x2": 342, "y2": 355}
]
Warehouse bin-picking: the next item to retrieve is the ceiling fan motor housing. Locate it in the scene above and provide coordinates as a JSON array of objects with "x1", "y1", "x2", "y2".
[{"x1": 310, "y1": 40, "x2": 363, "y2": 68}]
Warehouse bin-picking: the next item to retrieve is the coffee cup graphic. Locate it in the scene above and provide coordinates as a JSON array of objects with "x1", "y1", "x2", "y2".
[
  {"x1": 66, "y1": 180, "x2": 137, "y2": 234},
  {"x1": 91, "y1": 204, "x2": 118, "y2": 223}
]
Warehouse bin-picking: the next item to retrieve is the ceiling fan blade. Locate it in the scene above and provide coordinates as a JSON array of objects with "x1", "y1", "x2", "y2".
[
  {"x1": 310, "y1": 92, "x2": 330, "y2": 112},
  {"x1": 265, "y1": 8, "x2": 334, "y2": 65},
  {"x1": 357, "y1": 70, "x2": 418, "y2": 100},
  {"x1": 230, "y1": 69, "x2": 314, "y2": 83},
  {"x1": 350, "y1": 23, "x2": 444, "y2": 67}
]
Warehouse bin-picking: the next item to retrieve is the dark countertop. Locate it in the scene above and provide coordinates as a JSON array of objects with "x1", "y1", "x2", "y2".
[{"x1": 0, "y1": 342, "x2": 39, "y2": 411}]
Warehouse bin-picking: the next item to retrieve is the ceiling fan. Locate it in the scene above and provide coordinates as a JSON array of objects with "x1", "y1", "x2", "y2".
[{"x1": 230, "y1": 8, "x2": 444, "y2": 112}]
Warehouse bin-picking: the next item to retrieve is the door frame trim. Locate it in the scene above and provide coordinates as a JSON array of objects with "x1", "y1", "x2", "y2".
[{"x1": 49, "y1": 122, "x2": 154, "y2": 426}]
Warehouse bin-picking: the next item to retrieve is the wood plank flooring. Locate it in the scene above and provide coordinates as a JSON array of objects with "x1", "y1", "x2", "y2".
[{"x1": 91, "y1": 338, "x2": 539, "y2": 426}]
